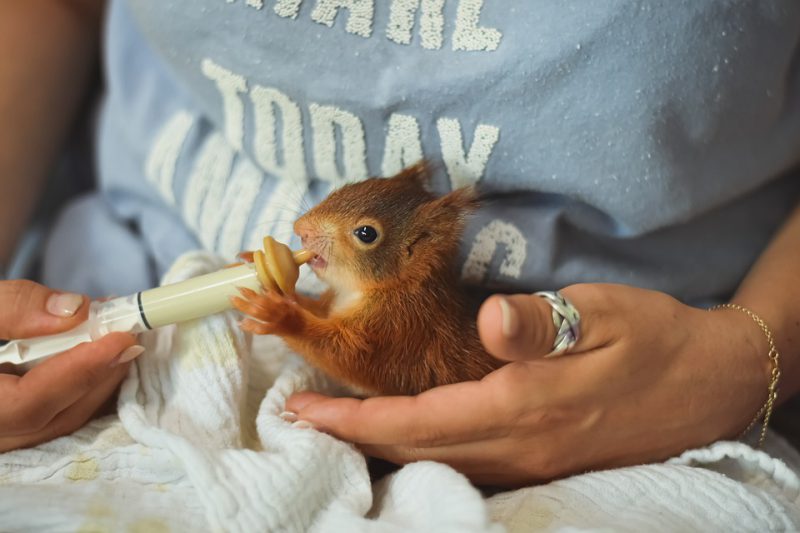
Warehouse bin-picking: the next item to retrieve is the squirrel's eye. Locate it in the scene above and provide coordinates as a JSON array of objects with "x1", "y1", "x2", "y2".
[{"x1": 353, "y1": 225, "x2": 379, "y2": 244}]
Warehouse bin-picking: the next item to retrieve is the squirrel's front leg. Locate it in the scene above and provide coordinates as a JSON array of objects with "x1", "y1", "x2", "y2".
[
  {"x1": 231, "y1": 287, "x2": 309, "y2": 336},
  {"x1": 231, "y1": 287, "x2": 373, "y2": 390}
]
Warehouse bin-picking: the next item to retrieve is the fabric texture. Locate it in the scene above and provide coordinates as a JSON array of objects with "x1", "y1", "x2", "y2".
[
  {"x1": 44, "y1": 0, "x2": 800, "y2": 304},
  {"x1": 3, "y1": 253, "x2": 800, "y2": 532}
]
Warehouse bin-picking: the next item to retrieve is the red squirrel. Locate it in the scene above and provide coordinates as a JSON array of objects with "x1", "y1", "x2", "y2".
[{"x1": 232, "y1": 163, "x2": 503, "y2": 395}]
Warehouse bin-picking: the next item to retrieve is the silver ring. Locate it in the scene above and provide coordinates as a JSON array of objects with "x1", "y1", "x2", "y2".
[{"x1": 534, "y1": 291, "x2": 581, "y2": 357}]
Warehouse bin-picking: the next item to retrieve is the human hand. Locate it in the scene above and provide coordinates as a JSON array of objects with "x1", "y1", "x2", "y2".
[
  {"x1": 0, "y1": 280, "x2": 140, "y2": 452},
  {"x1": 285, "y1": 284, "x2": 769, "y2": 486}
]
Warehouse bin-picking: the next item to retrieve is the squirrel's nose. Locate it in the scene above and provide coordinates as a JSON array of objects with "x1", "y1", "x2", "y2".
[{"x1": 294, "y1": 218, "x2": 315, "y2": 243}]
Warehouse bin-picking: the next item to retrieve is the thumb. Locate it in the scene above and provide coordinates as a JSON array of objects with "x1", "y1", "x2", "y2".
[
  {"x1": 0, "y1": 280, "x2": 89, "y2": 340},
  {"x1": 477, "y1": 293, "x2": 557, "y2": 361},
  {"x1": 478, "y1": 286, "x2": 609, "y2": 361}
]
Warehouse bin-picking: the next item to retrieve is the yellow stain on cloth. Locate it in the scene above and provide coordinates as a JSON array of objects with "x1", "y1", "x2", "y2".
[
  {"x1": 129, "y1": 518, "x2": 170, "y2": 533},
  {"x1": 66, "y1": 454, "x2": 100, "y2": 482},
  {"x1": 92, "y1": 421, "x2": 135, "y2": 450},
  {"x1": 77, "y1": 501, "x2": 170, "y2": 532},
  {"x1": 176, "y1": 319, "x2": 243, "y2": 372},
  {"x1": 76, "y1": 502, "x2": 115, "y2": 533}
]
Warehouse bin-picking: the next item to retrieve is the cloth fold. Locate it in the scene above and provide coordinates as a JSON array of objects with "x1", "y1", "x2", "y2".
[{"x1": 1, "y1": 252, "x2": 798, "y2": 532}]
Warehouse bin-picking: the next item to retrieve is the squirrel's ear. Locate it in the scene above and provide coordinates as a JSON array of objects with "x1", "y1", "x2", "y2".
[
  {"x1": 393, "y1": 160, "x2": 432, "y2": 190},
  {"x1": 407, "y1": 185, "x2": 479, "y2": 259},
  {"x1": 424, "y1": 185, "x2": 479, "y2": 215},
  {"x1": 444, "y1": 185, "x2": 479, "y2": 210}
]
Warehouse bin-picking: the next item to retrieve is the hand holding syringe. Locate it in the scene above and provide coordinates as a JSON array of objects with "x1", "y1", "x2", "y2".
[{"x1": 0, "y1": 238, "x2": 313, "y2": 367}]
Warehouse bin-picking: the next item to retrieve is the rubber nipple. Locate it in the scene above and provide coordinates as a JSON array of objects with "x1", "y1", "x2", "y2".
[{"x1": 252, "y1": 236, "x2": 313, "y2": 297}]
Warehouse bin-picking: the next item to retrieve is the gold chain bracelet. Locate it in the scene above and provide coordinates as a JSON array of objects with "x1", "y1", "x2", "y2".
[{"x1": 710, "y1": 303, "x2": 781, "y2": 448}]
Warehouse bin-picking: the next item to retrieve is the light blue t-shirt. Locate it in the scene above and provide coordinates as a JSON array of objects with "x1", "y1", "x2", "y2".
[{"x1": 45, "y1": 0, "x2": 800, "y2": 304}]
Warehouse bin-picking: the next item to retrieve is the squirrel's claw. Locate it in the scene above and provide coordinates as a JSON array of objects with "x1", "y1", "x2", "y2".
[
  {"x1": 223, "y1": 251, "x2": 256, "y2": 269},
  {"x1": 239, "y1": 318, "x2": 277, "y2": 335},
  {"x1": 237, "y1": 250, "x2": 256, "y2": 263},
  {"x1": 231, "y1": 287, "x2": 295, "y2": 332}
]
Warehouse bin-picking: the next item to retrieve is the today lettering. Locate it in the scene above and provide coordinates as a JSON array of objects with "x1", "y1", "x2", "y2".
[{"x1": 202, "y1": 58, "x2": 500, "y2": 190}]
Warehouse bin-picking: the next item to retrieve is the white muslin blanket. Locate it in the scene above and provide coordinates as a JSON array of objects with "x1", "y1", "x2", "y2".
[{"x1": 1, "y1": 252, "x2": 800, "y2": 532}]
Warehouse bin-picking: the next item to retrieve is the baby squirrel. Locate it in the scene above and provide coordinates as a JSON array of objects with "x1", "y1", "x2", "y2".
[{"x1": 232, "y1": 163, "x2": 503, "y2": 395}]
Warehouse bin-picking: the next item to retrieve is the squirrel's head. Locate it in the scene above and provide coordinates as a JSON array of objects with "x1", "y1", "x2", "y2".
[{"x1": 294, "y1": 162, "x2": 477, "y2": 294}]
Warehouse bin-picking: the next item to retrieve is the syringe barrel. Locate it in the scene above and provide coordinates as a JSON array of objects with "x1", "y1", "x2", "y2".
[
  {"x1": 4, "y1": 263, "x2": 262, "y2": 367},
  {"x1": 90, "y1": 295, "x2": 149, "y2": 337},
  {"x1": 138, "y1": 263, "x2": 261, "y2": 329},
  {"x1": 6, "y1": 297, "x2": 147, "y2": 366},
  {"x1": 51, "y1": 263, "x2": 260, "y2": 347}
]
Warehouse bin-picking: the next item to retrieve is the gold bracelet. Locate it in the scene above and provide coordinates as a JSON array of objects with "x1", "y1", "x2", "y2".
[{"x1": 711, "y1": 303, "x2": 781, "y2": 448}]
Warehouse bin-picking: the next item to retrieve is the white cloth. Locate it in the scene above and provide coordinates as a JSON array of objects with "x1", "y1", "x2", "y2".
[{"x1": 1, "y1": 252, "x2": 799, "y2": 532}]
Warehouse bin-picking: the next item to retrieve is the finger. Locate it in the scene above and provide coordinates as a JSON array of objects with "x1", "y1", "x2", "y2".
[
  {"x1": 361, "y1": 428, "x2": 577, "y2": 486},
  {"x1": 478, "y1": 285, "x2": 617, "y2": 361},
  {"x1": 285, "y1": 391, "x2": 328, "y2": 413},
  {"x1": 360, "y1": 440, "x2": 502, "y2": 472},
  {"x1": 288, "y1": 377, "x2": 517, "y2": 447},
  {"x1": 359, "y1": 440, "x2": 539, "y2": 486},
  {"x1": 0, "y1": 361, "x2": 130, "y2": 452},
  {"x1": 0, "y1": 280, "x2": 89, "y2": 339},
  {"x1": 477, "y1": 294, "x2": 556, "y2": 361},
  {"x1": 359, "y1": 423, "x2": 590, "y2": 487},
  {"x1": 1, "y1": 333, "x2": 139, "y2": 433},
  {"x1": 0, "y1": 362, "x2": 19, "y2": 375}
]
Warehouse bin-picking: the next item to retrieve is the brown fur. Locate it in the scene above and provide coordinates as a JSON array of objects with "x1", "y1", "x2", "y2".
[{"x1": 232, "y1": 163, "x2": 503, "y2": 395}]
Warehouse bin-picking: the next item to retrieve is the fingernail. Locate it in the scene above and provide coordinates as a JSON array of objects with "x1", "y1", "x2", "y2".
[
  {"x1": 498, "y1": 297, "x2": 520, "y2": 338},
  {"x1": 110, "y1": 345, "x2": 145, "y2": 368},
  {"x1": 292, "y1": 420, "x2": 315, "y2": 430},
  {"x1": 46, "y1": 293, "x2": 84, "y2": 317},
  {"x1": 279, "y1": 411, "x2": 298, "y2": 422}
]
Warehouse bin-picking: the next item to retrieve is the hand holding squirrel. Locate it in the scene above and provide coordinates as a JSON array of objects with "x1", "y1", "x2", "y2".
[{"x1": 287, "y1": 284, "x2": 771, "y2": 485}]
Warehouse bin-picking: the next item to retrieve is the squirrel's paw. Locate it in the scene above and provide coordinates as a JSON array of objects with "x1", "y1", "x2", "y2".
[
  {"x1": 223, "y1": 251, "x2": 255, "y2": 270},
  {"x1": 231, "y1": 287, "x2": 297, "y2": 335},
  {"x1": 237, "y1": 250, "x2": 255, "y2": 263}
]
